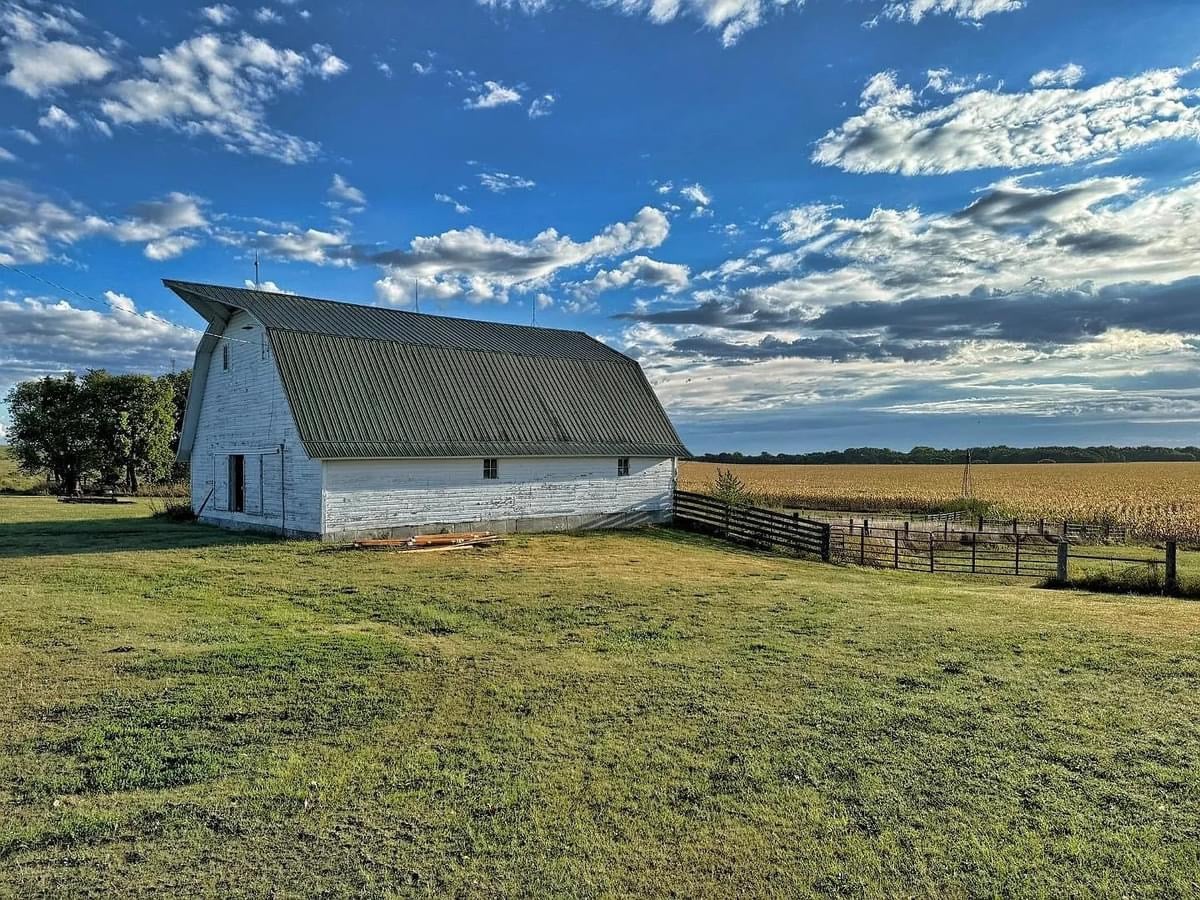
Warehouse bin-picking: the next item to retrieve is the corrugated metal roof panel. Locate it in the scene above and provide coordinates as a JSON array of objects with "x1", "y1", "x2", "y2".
[
  {"x1": 165, "y1": 280, "x2": 624, "y2": 361},
  {"x1": 166, "y1": 280, "x2": 689, "y2": 460}
]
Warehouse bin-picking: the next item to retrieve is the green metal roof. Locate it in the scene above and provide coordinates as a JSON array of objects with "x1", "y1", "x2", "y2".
[{"x1": 166, "y1": 280, "x2": 688, "y2": 461}]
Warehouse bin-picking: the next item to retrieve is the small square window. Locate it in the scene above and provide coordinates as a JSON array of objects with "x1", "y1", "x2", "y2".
[
  {"x1": 483, "y1": 458, "x2": 498, "y2": 480},
  {"x1": 222, "y1": 343, "x2": 230, "y2": 371},
  {"x1": 618, "y1": 457, "x2": 630, "y2": 477}
]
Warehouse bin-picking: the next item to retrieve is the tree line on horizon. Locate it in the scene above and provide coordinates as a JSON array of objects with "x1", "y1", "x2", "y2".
[
  {"x1": 694, "y1": 445, "x2": 1200, "y2": 465},
  {"x1": 5, "y1": 370, "x2": 191, "y2": 495}
]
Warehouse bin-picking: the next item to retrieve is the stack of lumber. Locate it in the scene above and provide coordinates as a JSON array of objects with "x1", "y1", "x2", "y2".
[{"x1": 352, "y1": 531, "x2": 500, "y2": 553}]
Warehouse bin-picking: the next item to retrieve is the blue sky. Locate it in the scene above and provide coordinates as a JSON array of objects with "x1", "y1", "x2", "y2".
[{"x1": 2, "y1": 0, "x2": 1200, "y2": 452}]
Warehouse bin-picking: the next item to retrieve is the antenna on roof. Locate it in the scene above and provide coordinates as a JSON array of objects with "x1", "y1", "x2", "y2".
[
  {"x1": 253, "y1": 251, "x2": 261, "y2": 290},
  {"x1": 413, "y1": 278, "x2": 420, "y2": 313}
]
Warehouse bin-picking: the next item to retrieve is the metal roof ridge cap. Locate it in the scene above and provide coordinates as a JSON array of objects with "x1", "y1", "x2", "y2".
[
  {"x1": 267, "y1": 325, "x2": 635, "y2": 364},
  {"x1": 163, "y1": 279, "x2": 610, "y2": 343}
]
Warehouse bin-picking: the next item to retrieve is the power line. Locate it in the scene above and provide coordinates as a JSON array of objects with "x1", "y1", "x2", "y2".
[{"x1": 0, "y1": 261, "x2": 258, "y2": 346}]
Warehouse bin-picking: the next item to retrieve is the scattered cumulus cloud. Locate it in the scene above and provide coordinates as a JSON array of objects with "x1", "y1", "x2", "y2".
[
  {"x1": 327, "y1": 173, "x2": 366, "y2": 210},
  {"x1": 434, "y1": 193, "x2": 471, "y2": 214},
  {"x1": 99, "y1": 33, "x2": 349, "y2": 164},
  {"x1": 464, "y1": 79, "x2": 522, "y2": 109},
  {"x1": 1030, "y1": 62, "x2": 1085, "y2": 88},
  {"x1": 528, "y1": 92, "x2": 556, "y2": 118},
  {"x1": 0, "y1": 180, "x2": 208, "y2": 265},
  {"x1": 478, "y1": 171, "x2": 535, "y2": 193},
  {"x1": 199, "y1": 4, "x2": 237, "y2": 25},
  {"x1": 0, "y1": 1, "x2": 113, "y2": 99},
  {"x1": 877, "y1": 0, "x2": 1025, "y2": 25},
  {"x1": 815, "y1": 62, "x2": 1200, "y2": 175},
  {"x1": 37, "y1": 103, "x2": 77, "y2": 131}
]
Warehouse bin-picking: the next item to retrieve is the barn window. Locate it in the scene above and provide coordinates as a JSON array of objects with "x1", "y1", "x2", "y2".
[
  {"x1": 483, "y1": 458, "x2": 498, "y2": 480},
  {"x1": 228, "y1": 454, "x2": 245, "y2": 513},
  {"x1": 222, "y1": 343, "x2": 230, "y2": 371},
  {"x1": 618, "y1": 457, "x2": 630, "y2": 477}
]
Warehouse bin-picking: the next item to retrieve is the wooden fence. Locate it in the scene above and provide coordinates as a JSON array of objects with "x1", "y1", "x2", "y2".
[
  {"x1": 673, "y1": 490, "x2": 831, "y2": 560},
  {"x1": 830, "y1": 524, "x2": 1061, "y2": 578},
  {"x1": 673, "y1": 490, "x2": 1179, "y2": 591}
]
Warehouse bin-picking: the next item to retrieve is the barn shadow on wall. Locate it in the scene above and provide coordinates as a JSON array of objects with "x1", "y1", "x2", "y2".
[{"x1": 0, "y1": 514, "x2": 274, "y2": 558}]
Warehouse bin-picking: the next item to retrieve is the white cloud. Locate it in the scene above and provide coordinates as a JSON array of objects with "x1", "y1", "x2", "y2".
[
  {"x1": 479, "y1": 0, "x2": 805, "y2": 47},
  {"x1": 243, "y1": 278, "x2": 294, "y2": 293},
  {"x1": 3, "y1": 38, "x2": 113, "y2": 98},
  {"x1": 679, "y1": 183, "x2": 711, "y2": 207},
  {"x1": 376, "y1": 60, "x2": 392, "y2": 78},
  {"x1": 0, "y1": 290, "x2": 200, "y2": 401},
  {"x1": 1030, "y1": 62, "x2": 1085, "y2": 88},
  {"x1": 574, "y1": 255, "x2": 690, "y2": 297},
  {"x1": 327, "y1": 173, "x2": 366, "y2": 209},
  {"x1": 816, "y1": 63, "x2": 1200, "y2": 175},
  {"x1": 99, "y1": 33, "x2": 347, "y2": 164},
  {"x1": 254, "y1": 6, "x2": 283, "y2": 23},
  {"x1": 434, "y1": 192, "x2": 471, "y2": 214},
  {"x1": 12, "y1": 127, "x2": 39, "y2": 145},
  {"x1": 200, "y1": 4, "x2": 237, "y2": 25},
  {"x1": 144, "y1": 234, "x2": 198, "y2": 260},
  {"x1": 37, "y1": 103, "x2": 76, "y2": 131},
  {"x1": 0, "y1": 181, "x2": 208, "y2": 264},
  {"x1": 478, "y1": 171, "x2": 536, "y2": 193},
  {"x1": 464, "y1": 79, "x2": 522, "y2": 109},
  {"x1": 371, "y1": 206, "x2": 672, "y2": 304},
  {"x1": 879, "y1": 0, "x2": 1024, "y2": 24},
  {"x1": 528, "y1": 93, "x2": 556, "y2": 118},
  {"x1": 769, "y1": 203, "x2": 841, "y2": 243},
  {"x1": 412, "y1": 60, "x2": 432, "y2": 76}
]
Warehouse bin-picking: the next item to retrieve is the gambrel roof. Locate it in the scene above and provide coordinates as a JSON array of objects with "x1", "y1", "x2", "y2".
[{"x1": 166, "y1": 280, "x2": 689, "y2": 462}]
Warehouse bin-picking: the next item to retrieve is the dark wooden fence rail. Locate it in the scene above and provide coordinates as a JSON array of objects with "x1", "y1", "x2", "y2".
[
  {"x1": 673, "y1": 490, "x2": 831, "y2": 560},
  {"x1": 830, "y1": 525, "x2": 1060, "y2": 578},
  {"x1": 673, "y1": 490, "x2": 1178, "y2": 592}
]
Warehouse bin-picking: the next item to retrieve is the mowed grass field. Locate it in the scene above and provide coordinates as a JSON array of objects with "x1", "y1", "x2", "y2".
[
  {"x1": 0, "y1": 445, "x2": 43, "y2": 494},
  {"x1": 682, "y1": 461, "x2": 1200, "y2": 542},
  {"x1": 3, "y1": 499, "x2": 1200, "y2": 897}
]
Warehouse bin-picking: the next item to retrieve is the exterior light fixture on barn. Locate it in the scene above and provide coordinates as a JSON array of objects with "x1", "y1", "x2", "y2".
[{"x1": 166, "y1": 280, "x2": 689, "y2": 539}]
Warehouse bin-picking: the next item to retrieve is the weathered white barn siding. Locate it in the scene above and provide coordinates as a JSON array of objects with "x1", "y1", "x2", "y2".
[
  {"x1": 322, "y1": 456, "x2": 675, "y2": 538},
  {"x1": 190, "y1": 310, "x2": 322, "y2": 535}
]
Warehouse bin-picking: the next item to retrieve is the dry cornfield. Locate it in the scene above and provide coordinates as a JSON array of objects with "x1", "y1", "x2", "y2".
[{"x1": 679, "y1": 461, "x2": 1200, "y2": 543}]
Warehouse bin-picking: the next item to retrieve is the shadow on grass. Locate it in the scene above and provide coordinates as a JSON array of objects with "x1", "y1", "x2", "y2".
[{"x1": 0, "y1": 516, "x2": 272, "y2": 558}]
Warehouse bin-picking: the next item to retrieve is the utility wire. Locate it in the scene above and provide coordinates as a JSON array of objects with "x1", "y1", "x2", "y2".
[{"x1": 0, "y1": 261, "x2": 259, "y2": 346}]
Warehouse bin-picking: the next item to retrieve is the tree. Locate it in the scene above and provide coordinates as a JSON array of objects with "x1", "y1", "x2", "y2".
[
  {"x1": 84, "y1": 371, "x2": 176, "y2": 493},
  {"x1": 158, "y1": 369, "x2": 192, "y2": 454},
  {"x1": 5, "y1": 374, "x2": 95, "y2": 494}
]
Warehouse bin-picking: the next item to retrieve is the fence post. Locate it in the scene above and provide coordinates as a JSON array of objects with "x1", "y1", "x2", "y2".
[
  {"x1": 904, "y1": 520, "x2": 910, "y2": 535},
  {"x1": 929, "y1": 532, "x2": 935, "y2": 572},
  {"x1": 978, "y1": 514, "x2": 984, "y2": 531},
  {"x1": 860, "y1": 525, "x2": 866, "y2": 565},
  {"x1": 793, "y1": 512, "x2": 800, "y2": 556},
  {"x1": 1015, "y1": 533, "x2": 1021, "y2": 575},
  {"x1": 894, "y1": 529, "x2": 900, "y2": 569},
  {"x1": 971, "y1": 533, "x2": 977, "y2": 573},
  {"x1": 1057, "y1": 542, "x2": 1069, "y2": 582},
  {"x1": 944, "y1": 519, "x2": 949, "y2": 538},
  {"x1": 1166, "y1": 541, "x2": 1178, "y2": 594},
  {"x1": 820, "y1": 524, "x2": 831, "y2": 563}
]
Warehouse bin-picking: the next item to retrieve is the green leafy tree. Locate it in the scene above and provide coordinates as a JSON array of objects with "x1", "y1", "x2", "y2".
[
  {"x1": 84, "y1": 371, "x2": 177, "y2": 493},
  {"x1": 712, "y1": 468, "x2": 753, "y2": 507},
  {"x1": 158, "y1": 369, "x2": 192, "y2": 454},
  {"x1": 5, "y1": 374, "x2": 96, "y2": 494}
]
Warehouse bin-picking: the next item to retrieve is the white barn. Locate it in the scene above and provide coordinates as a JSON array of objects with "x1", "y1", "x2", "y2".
[{"x1": 167, "y1": 280, "x2": 689, "y2": 539}]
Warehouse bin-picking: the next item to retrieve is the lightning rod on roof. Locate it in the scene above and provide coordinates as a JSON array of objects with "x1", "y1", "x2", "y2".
[
  {"x1": 414, "y1": 278, "x2": 420, "y2": 313},
  {"x1": 254, "y1": 251, "x2": 260, "y2": 290}
]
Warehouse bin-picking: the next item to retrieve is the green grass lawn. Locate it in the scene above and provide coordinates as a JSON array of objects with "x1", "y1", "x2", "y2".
[
  {"x1": 0, "y1": 445, "x2": 43, "y2": 494},
  {"x1": 2, "y1": 498, "x2": 1199, "y2": 898}
]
